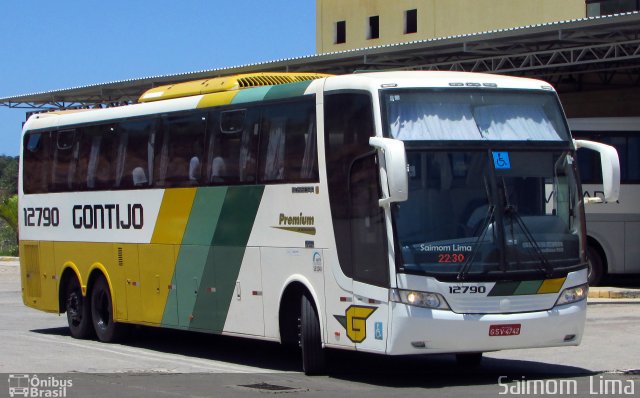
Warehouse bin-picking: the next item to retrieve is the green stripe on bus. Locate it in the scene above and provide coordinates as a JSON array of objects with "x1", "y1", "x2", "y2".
[
  {"x1": 264, "y1": 81, "x2": 312, "y2": 101},
  {"x1": 181, "y1": 187, "x2": 227, "y2": 246},
  {"x1": 161, "y1": 187, "x2": 227, "y2": 327},
  {"x1": 172, "y1": 245, "x2": 212, "y2": 328},
  {"x1": 189, "y1": 185, "x2": 265, "y2": 331},
  {"x1": 232, "y1": 86, "x2": 272, "y2": 104},
  {"x1": 513, "y1": 280, "x2": 544, "y2": 295},
  {"x1": 211, "y1": 186, "x2": 265, "y2": 246},
  {"x1": 488, "y1": 281, "x2": 520, "y2": 296}
]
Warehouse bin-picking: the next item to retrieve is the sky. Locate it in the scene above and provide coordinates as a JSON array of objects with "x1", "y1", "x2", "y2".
[{"x1": 0, "y1": 0, "x2": 316, "y2": 156}]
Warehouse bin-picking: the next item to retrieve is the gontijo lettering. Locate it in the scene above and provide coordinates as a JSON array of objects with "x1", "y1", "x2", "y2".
[{"x1": 72, "y1": 203, "x2": 144, "y2": 230}]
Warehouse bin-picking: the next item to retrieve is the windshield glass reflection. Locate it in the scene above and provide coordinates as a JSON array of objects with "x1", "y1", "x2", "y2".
[{"x1": 395, "y1": 150, "x2": 583, "y2": 280}]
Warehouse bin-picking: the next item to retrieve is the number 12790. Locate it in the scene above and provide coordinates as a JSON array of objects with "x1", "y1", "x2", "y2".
[{"x1": 449, "y1": 285, "x2": 486, "y2": 294}]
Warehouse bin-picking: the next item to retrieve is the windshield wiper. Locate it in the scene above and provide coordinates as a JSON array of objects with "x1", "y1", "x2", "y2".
[
  {"x1": 457, "y1": 170, "x2": 497, "y2": 281},
  {"x1": 498, "y1": 175, "x2": 554, "y2": 277},
  {"x1": 504, "y1": 205, "x2": 554, "y2": 277},
  {"x1": 457, "y1": 205, "x2": 495, "y2": 281}
]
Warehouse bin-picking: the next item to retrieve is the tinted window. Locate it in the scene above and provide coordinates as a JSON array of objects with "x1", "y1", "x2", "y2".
[
  {"x1": 258, "y1": 99, "x2": 318, "y2": 183},
  {"x1": 368, "y1": 16, "x2": 380, "y2": 40},
  {"x1": 335, "y1": 21, "x2": 346, "y2": 44},
  {"x1": 574, "y1": 132, "x2": 639, "y2": 184},
  {"x1": 114, "y1": 118, "x2": 156, "y2": 189},
  {"x1": 22, "y1": 132, "x2": 52, "y2": 194},
  {"x1": 22, "y1": 99, "x2": 317, "y2": 193},
  {"x1": 76, "y1": 124, "x2": 117, "y2": 190},
  {"x1": 51, "y1": 130, "x2": 79, "y2": 192},
  {"x1": 325, "y1": 92, "x2": 389, "y2": 286},
  {"x1": 587, "y1": 0, "x2": 640, "y2": 16},
  {"x1": 405, "y1": 9, "x2": 417, "y2": 34},
  {"x1": 206, "y1": 108, "x2": 259, "y2": 184},
  {"x1": 156, "y1": 113, "x2": 207, "y2": 187}
]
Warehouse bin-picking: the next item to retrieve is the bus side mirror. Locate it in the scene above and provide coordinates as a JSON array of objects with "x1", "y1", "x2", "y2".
[
  {"x1": 369, "y1": 137, "x2": 408, "y2": 206},
  {"x1": 574, "y1": 139, "x2": 620, "y2": 204}
]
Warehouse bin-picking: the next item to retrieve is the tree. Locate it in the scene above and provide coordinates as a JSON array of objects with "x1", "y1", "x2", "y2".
[
  {"x1": 0, "y1": 156, "x2": 18, "y2": 197},
  {"x1": 0, "y1": 195, "x2": 18, "y2": 242}
]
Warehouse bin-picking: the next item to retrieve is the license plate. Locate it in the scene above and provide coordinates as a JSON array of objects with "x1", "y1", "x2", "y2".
[{"x1": 489, "y1": 324, "x2": 521, "y2": 336}]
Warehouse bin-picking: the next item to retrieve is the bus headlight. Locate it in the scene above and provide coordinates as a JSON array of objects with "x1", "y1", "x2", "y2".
[
  {"x1": 555, "y1": 283, "x2": 588, "y2": 306},
  {"x1": 390, "y1": 289, "x2": 450, "y2": 310}
]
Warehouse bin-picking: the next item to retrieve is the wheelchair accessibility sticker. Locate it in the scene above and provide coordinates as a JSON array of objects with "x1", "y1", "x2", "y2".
[
  {"x1": 493, "y1": 152, "x2": 511, "y2": 169},
  {"x1": 374, "y1": 322, "x2": 384, "y2": 340}
]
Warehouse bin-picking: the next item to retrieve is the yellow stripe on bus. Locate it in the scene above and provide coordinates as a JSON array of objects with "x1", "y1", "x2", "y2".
[
  {"x1": 197, "y1": 91, "x2": 238, "y2": 109},
  {"x1": 151, "y1": 188, "x2": 197, "y2": 245},
  {"x1": 537, "y1": 277, "x2": 566, "y2": 294}
]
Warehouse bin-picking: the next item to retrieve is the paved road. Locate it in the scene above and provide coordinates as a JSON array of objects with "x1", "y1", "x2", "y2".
[{"x1": 1, "y1": 261, "x2": 638, "y2": 397}]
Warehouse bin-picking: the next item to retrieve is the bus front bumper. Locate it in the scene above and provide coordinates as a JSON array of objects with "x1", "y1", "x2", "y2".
[{"x1": 386, "y1": 299, "x2": 586, "y2": 355}]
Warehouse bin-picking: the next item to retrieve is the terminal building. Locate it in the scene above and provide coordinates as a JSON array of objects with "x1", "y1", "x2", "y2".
[
  {"x1": 314, "y1": 0, "x2": 640, "y2": 119},
  {"x1": 316, "y1": 0, "x2": 586, "y2": 52}
]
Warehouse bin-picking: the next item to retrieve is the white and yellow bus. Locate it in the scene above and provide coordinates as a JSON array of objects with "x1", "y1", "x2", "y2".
[{"x1": 19, "y1": 71, "x2": 619, "y2": 374}]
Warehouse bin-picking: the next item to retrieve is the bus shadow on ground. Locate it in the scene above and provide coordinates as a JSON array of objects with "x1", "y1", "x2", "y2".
[
  {"x1": 325, "y1": 354, "x2": 596, "y2": 388},
  {"x1": 30, "y1": 325, "x2": 595, "y2": 388}
]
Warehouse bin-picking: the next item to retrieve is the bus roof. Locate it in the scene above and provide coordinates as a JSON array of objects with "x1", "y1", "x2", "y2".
[
  {"x1": 22, "y1": 73, "x2": 328, "y2": 133},
  {"x1": 22, "y1": 71, "x2": 557, "y2": 134},
  {"x1": 324, "y1": 71, "x2": 557, "y2": 92}
]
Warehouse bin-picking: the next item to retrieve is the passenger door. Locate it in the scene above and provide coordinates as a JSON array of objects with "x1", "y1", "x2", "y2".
[{"x1": 324, "y1": 92, "x2": 390, "y2": 352}]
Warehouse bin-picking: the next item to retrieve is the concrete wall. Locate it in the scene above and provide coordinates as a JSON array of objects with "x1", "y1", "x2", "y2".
[{"x1": 317, "y1": 0, "x2": 586, "y2": 53}]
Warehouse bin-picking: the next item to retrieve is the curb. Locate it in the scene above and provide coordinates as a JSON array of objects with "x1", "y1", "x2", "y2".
[{"x1": 588, "y1": 287, "x2": 640, "y2": 299}]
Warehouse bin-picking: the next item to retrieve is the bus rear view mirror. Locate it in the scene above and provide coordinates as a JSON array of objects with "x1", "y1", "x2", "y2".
[
  {"x1": 369, "y1": 137, "x2": 408, "y2": 206},
  {"x1": 574, "y1": 139, "x2": 620, "y2": 204}
]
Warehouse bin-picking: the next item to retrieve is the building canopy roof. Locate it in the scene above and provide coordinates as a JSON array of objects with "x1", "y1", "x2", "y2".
[{"x1": 1, "y1": 12, "x2": 639, "y2": 110}]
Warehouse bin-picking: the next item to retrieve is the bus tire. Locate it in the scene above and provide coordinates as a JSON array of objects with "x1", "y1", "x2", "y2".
[
  {"x1": 456, "y1": 352, "x2": 483, "y2": 367},
  {"x1": 300, "y1": 294, "x2": 325, "y2": 375},
  {"x1": 587, "y1": 245, "x2": 604, "y2": 286},
  {"x1": 65, "y1": 278, "x2": 93, "y2": 339},
  {"x1": 90, "y1": 276, "x2": 127, "y2": 343}
]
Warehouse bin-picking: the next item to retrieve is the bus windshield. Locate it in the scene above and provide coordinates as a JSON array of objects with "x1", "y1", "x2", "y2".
[
  {"x1": 383, "y1": 89, "x2": 570, "y2": 141},
  {"x1": 394, "y1": 149, "x2": 583, "y2": 280}
]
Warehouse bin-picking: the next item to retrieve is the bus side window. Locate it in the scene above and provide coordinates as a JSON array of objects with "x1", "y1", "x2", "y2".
[
  {"x1": 22, "y1": 132, "x2": 52, "y2": 194},
  {"x1": 158, "y1": 112, "x2": 206, "y2": 187},
  {"x1": 76, "y1": 125, "x2": 116, "y2": 190},
  {"x1": 115, "y1": 118, "x2": 156, "y2": 189},
  {"x1": 51, "y1": 130, "x2": 79, "y2": 192},
  {"x1": 628, "y1": 136, "x2": 640, "y2": 182},
  {"x1": 208, "y1": 108, "x2": 258, "y2": 184},
  {"x1": 239, "y1": 116, "x2": 259, "y2": 183},
  {"x1": 575, "y1": 133, "x2": 634, "y2": 184},
  {"x1": 258, "y1": 98, "x2": 318, "y2": 183},
  {"x1": 607, "y1": 136, "x2": 628, "y2": 182}
]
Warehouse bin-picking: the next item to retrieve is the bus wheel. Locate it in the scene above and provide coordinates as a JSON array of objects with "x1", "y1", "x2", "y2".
[
  {"x1": 65, "y1": 278, "x2": 93, "y2": 339},
  {"x1": 299, "y1": 294, "x2": 325, "y2": 375},
  {"x1": 90, "y1": 276, "x2": 126, "y2": 343},
  {"x1": 456, "y1": 352, "x2": 483, "y2": 367},
  {"x1": 587, "y1": 246, "x2": 604, "y2": 286}
]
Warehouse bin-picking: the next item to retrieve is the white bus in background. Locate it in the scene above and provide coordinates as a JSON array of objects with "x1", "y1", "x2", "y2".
[{"x1": 570, "y1": 117, "x2": 640, "y2": 285}]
